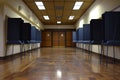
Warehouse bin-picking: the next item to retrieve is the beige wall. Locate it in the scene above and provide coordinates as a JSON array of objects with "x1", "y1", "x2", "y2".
[
  {"x1": 0, "y1": 0, "x2": 42, "y2": 57},
  {"x1": 0, "y1": 3, "x2": 5, "y2": 57},
  {"x1": 76, "y1": 0, "x2": 120, "y2": 59}
]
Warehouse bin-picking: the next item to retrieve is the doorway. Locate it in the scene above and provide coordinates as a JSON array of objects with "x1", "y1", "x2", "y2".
[{"x1": 53, "y1": 32, "x2": 65, "y2": 47}]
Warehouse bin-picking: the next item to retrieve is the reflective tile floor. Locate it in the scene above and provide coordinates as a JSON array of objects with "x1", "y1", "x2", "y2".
[{"x1": 0, "y1": 48, "x2": 120, "y2": 80}]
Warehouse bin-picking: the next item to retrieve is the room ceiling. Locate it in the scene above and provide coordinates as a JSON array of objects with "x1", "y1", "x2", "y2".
[{"x1": 22, "y1": 0, "x2": 95, "y2": 25}]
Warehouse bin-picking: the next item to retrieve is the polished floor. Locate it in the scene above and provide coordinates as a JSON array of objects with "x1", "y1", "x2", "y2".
[{"x1": 0, "y1": 48, "x2": 120, "y2": 80}]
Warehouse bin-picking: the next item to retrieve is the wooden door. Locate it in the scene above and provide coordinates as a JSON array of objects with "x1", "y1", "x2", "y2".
[
  {"x1": 53, "y1": 32, "x2": 65, "y2": 47},
  {"x1": 53, "y1": 32, "x2": 59, "y2": 47},
  {"x1": 45, "y1": 31, "x2": 52, "y2": 47},
  {"x1": 41, "y1": 31, "x2": 52, "y2": 47},
  {"x1": 59, "y1": 32, "x2": 65, "y2": 47},
  {"x1": 66, "y1": 31, "x2": 72, "y2": 47},
  {"x1": 66, "y1": 31, "x2": 76, "y2": 47}
]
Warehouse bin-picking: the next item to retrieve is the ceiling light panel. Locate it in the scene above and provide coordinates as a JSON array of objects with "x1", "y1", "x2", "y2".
[
  {"x1": 57, "y1": 21, "x2": 61, "y2": 24},
  {"x1": 35, "y1": 1, "x2": 45, "y2": 10},
  {"x1": 69, "y1": 16, "x2": 74, "y2": 20},
  {"x1": 43, "y1": 16, "x2": 50, "y2": 20},
  {"x1": 35, "y1": 2, "x2": 43, "y2": 5},
  {"x1": 73, "y1": 2, "x2": 83, "y2": 10}
]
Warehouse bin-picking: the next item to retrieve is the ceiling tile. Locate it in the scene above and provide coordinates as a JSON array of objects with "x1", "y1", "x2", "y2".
[{"x1": 23, "y1": 0, "x2": 95, "y2": 25}]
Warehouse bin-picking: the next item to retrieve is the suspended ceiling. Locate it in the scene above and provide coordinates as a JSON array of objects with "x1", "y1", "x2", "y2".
[{"x1": 23, "y1": 0, "x2": 95, "y2": 25}]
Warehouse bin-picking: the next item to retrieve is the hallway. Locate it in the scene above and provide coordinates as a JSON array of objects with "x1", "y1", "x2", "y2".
[{"x1": 0, "y1": 48, "x2": 120, "y2": 80}]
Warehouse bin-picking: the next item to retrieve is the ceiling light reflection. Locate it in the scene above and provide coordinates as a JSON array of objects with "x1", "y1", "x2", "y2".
[{"x1": 57, "y1": 70, "x2": 62, "y2": 78}]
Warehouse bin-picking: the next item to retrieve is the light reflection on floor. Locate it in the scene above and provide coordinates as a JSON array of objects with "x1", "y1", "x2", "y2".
[{"x1": 0, "y1": 48, "x2": 119, "y2": 80}]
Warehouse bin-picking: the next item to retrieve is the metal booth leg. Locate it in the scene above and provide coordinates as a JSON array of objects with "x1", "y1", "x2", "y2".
[
  {"x1": 106, "y1": 45, "x2": 109, "y2": 64},
  {"x1": 12, "y1": 44, "x2": 14, "y2": 57},
  {"x1": 100, "y1": 45, "x2": 103, "y2": 63},
  {"x1": 90, "y1": 44, "x2": 92, "y2": 57},
  {"x1": 113, "y1": 46, "x2": 116, "y2": 63}
]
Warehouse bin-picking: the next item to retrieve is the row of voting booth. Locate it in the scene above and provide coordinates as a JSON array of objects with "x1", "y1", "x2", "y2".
[
  {"x1": 73, "y1": 11, "x2": 120, "y2": 63},
  {"x1": 6, "y1": 18, "x2": 41, "y2": 56}
]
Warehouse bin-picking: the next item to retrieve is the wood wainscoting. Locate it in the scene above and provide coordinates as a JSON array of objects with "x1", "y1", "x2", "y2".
[{"x1": 41, "y1": 29, "x2": 76, "y2": 47}]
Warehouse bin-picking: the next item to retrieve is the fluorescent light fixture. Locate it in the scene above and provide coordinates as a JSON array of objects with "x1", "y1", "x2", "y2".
[
  {"x1": 35, "y1": 2, "x2": 43, "y2": 5},
  {"x1": 43, "y1": 16, "x2": 50, "y2": 20},
  {"x1": 57, "y1": 21, "x2": 61, "y2": 24},
  {"x1": 37, "y1": 6, "x2": 45, "y2": 10},
  {"x1": 35, "y1": 1, "x2": 45, "y2": 10},
  {"x1": 69, "y1": 16, "x2": 74, "y2": 20},
  {"x1": 73, "y1": 1, "x2": 83, "y2": 10}
]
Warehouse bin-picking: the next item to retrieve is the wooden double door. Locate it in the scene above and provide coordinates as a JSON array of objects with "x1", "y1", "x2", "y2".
[
  {"x1": 53, "y1": 32, "x2": 65, "y2": 47},
  {"x1": 41, "y1": 31, "x2": 52, "y2": 47},
  {"x1": 41, "y1": 30, "x2": 76, "y2": 47}
]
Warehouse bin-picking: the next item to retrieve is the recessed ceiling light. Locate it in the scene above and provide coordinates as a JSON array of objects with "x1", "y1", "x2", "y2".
[
  {"x1": 73, "y1": 1, "x2": 83, "y2": 10},
  {"x1": 57, "y1": 21, "x2": 61, "y2": 24},
  {"x1": 37, "y1": 6, "x2": 45, "y2": 10},
  {"x1": 35, "y1": 1, "x2": 43, "y2": 5},
  {"x1": 69, "y1": 16, "x2": 74, "y2": 20},
  {"x1": 35, "y1": 1, "x2": 45, "y2": 10},
  {"x1": 43, "y1": 16, "x2": 50, "y2": 20}
]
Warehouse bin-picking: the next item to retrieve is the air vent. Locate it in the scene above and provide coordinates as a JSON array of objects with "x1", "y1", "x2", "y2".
[
  {"x1": 56, "y1": 15, "x2": 62, "y2": 19},
  {"x1": 55, "y1": 6, "x2": 64, "y2": 10}
]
